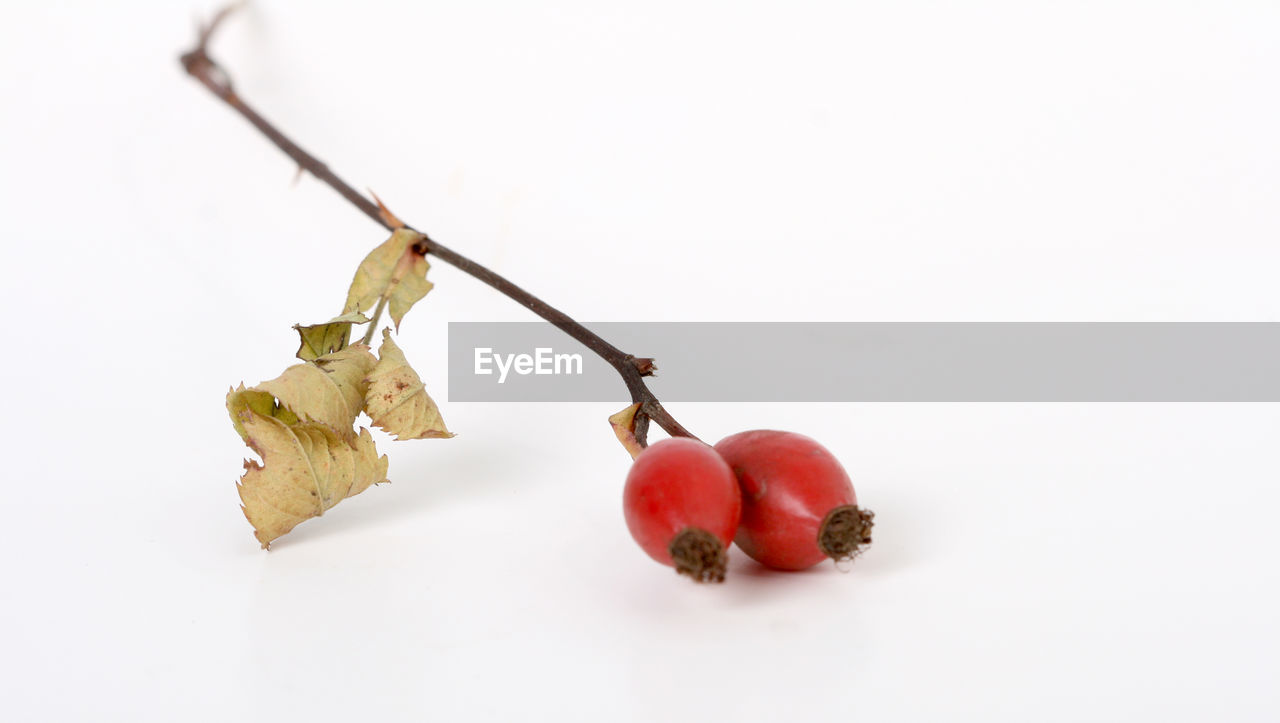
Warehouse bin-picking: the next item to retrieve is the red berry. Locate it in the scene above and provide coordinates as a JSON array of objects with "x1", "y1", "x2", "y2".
[
  {"x1": 623, "y1": 437, "x2": 742, "y2": 582},
  {"x1": 715, "y1": 430, "x2": 873, "y2": 571}
]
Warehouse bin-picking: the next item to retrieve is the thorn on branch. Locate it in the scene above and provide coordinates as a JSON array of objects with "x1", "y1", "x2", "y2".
[
  {"x1": 370, "y1": 191, "x2": 407, "y2": 229},
  {"x1": 199, "y1": 2, "x2": 245, "y2": 50}
]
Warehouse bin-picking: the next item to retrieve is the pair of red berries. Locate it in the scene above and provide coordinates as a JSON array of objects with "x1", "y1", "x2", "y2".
[{"x1": 623, "y1": 430, "x2": 874, "y2": 582}]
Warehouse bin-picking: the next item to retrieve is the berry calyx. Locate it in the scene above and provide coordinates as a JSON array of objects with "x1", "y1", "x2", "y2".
[{"x1": 818, "y1": 504, "x2": 876, "y2": 562}]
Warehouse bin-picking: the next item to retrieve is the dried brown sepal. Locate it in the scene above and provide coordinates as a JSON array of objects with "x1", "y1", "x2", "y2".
[
  {"x1": 818, "y1": 505, "x2": 875, "y2": 562},
  {"x1": 668, "y1": 527, "x2": 728, "y2": 583}
]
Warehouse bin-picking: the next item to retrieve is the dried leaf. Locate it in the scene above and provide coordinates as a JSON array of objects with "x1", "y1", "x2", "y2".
[
  {"x1": 609, "y1": 403, "x2": 645, "y2": 460},
  {"x1": 292, "y1": 311, "x2": 370, "y2": 361},
  {"x1": 365, "y1": 329, "x2": 452, "y2": 441},
  {"x1": 343, "y1": 228, "x2": 432, "y2": 331},
  {"x1": 227, "y1": 346, "x2": 376, "y2": 443},
  {"x1": 225, "y1": 385, "x2": 300, "y2": 441},
  {"x1": 235, "y1": 411, "x2": 389, "y2": 548}
]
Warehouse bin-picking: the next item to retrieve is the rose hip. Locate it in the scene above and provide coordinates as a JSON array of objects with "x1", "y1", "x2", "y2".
[
  {"x1": 715, "y1": 430, "x2": 873, "y2": 571},
  {"x1": 622, "y1": 437, "x2": 742, "y2": 582}
]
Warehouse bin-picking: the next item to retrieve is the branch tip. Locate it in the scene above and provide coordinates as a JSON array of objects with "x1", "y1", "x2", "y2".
[
  {"x1": 631, "y1": 356, "x2": 657, "y2": 376},
  {"x1": 177, "y1": 8, "x2": 698, "y2": 448}
]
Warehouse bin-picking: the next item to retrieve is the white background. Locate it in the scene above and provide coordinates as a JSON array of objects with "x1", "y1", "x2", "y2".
[{"x1": 2, "y1": 1, "x2": 1278, "y2": 721}]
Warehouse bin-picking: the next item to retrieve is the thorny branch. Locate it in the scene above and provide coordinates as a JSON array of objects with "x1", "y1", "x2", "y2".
[{"x1": 179, "y1": 7, "x2": 694, "y2": 446}]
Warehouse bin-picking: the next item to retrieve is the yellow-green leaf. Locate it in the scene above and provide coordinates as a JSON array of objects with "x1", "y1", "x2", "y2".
[
  {"x1": 292, "y1": 312, "x2": 370, "y2": 361},
  {"x1": 365, "y1": 329, "x2": 452, "y2": 441},
  {"x1": 343, "y1": 228, "x2": 433, "y2": 331},
  {"x1": 227, "y1": 346, "x2": 376, "y2": 443},
  {"x1": 226, "y1": 385, "x2": 300, "y2": 441},
  {"x1": 235, "y1": 411, "x2": 389, "y2": 548},
  {"x1": 608, "y1": 402, "x2": 645, "y2": 460}
]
